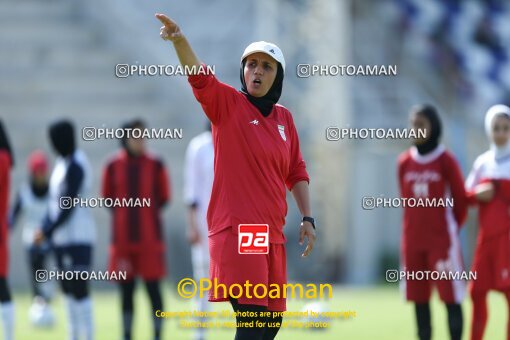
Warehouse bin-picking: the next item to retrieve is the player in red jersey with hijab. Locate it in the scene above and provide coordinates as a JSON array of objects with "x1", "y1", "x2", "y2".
[
  {"x1": 398, "y1": 105, "x2": 467, "y2": 340},
  {"x1": 156, "y1": 13, "x2": 316, "y2": 340},
  {"x1": 465, "y1": 104, "x2": 510, "y2": 340},
  {"x1": 0, "y1": 120, "x2": 14, "y2": 340}
]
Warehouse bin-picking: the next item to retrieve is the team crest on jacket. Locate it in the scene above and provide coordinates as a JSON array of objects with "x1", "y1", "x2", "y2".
[{"x1": 278, "y1": 125, "x2": 286, "y2": 141}]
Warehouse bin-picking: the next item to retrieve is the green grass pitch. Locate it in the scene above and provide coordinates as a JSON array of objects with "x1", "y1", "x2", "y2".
[{"x1": 11, "y1": 285, "x2": 507, "y2": 339}]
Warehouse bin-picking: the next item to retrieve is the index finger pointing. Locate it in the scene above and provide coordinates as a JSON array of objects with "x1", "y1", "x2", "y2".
[{"x1": 155, "y1": 13, "x2": 174, "y2": 27}]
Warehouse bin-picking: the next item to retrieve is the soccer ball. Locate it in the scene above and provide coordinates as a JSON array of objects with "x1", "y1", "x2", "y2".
[
  {"x1": 301, "y1": 302, "x2": 328, "y2": 331},
  {"x1": 29, "y1": 297, "x2": 55, "y2": 328}
]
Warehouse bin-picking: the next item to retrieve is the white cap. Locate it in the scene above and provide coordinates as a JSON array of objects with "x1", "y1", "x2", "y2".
[{"x1": 241, "y1": 41, "x2": 286, "y2": 73}]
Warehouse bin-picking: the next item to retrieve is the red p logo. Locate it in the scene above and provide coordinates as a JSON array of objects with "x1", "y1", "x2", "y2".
[{"x1": 238, "y1": 224, "x2": 269, "y2": 254}]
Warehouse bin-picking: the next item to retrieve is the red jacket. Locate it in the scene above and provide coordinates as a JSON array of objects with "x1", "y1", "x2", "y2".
[
  {"x1": 188, "y1": 71, "x2": 309, "y2": 244},
  {"x1": 398, "y1": 146, "x2": 467, "y2": 250},
  {"x1": 467, "y1": 178, "x2": 510, "y2": 241}
]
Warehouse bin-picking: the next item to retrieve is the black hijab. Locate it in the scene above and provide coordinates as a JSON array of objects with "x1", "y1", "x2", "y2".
[
  {"x1": 412, "y1": 104, "x2": 442, "y2": 155},
  {"x1": 239, "y1": 58, "x2": 284, "y2": 117},
  {"x1": 0, "y1": 120, "x2": 14, "y2": 167},
  {"x1": 49, "y1": 120, "x2": 76, "y2": 157}
]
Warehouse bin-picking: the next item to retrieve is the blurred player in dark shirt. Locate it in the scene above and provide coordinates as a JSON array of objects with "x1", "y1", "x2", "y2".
[
  {"x1": 102, "y1": 119, "x2": 170, "y2": 340},
  {"x1": 35, "y1": 120, "x2": 96, "y2": 340}
]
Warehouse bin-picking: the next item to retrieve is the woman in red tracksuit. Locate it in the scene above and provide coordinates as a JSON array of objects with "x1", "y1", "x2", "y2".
[
  {"x1": 156, "y1": 12, "x2": 316, "y2": 340},
  {"x1": 466, "y1": 104, "x2": 510, "y2": 340}
]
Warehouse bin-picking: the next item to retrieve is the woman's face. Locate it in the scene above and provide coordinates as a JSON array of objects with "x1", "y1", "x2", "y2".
[
  {"x1": 125, "y1": 125, "x2": 146, "y2": 156},
  {"x1": 126, "y1": 137, "x2": 145, "y2": 156},
  {"x1": 410, "y1": 112, "x2": 431, "y2": 145},
  {"x1": 492, "y1": 114, "x2": 510, "y2": 147},
  {"x1": 243, "y1": 52, "x2": 277, "y2": 97},
  {"x1": 32, "y1": 171, "x2": 48, "y2": 186}
]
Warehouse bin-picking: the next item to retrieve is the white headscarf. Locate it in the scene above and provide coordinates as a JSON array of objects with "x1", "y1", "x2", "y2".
[{"x1": 484, "y1": 104, "x2": 510, "y2": 159}]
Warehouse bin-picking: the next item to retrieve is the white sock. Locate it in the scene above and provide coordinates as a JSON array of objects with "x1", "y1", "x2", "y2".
[
  {"x1": 76, "y1": 297, "x2": 94, "y2": 340},
  {"x1": 65, "y1": 296, "x2": 79, "y2": 340},
  {"x1": 0, "y1": 302, "x2": 14, "y2": 340},
  {"x1": 194, "y1": 295, "x2": 209, "y2": 340}
]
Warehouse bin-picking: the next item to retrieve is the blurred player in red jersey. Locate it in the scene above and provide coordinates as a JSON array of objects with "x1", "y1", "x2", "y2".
[
  {"x1": 102, "y1": 119, "x2": 170, "y2": 340},
  {"x1": 157, "y1": 13, "x2": 315, "y2": 340},
  {"x1": 465, "y1": 104, "x2": 510, "y2": 340},
  {"x1": 0, "y1": 120, "x2": 14, "y2": 340},
  {"x1": 398, "y1": 105, "x2": 468, "y2": 340}
]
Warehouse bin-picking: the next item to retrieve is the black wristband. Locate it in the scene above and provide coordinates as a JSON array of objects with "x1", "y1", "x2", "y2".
[{"x1": 302, "y1": 216, "x2": 315, "y2": 229}]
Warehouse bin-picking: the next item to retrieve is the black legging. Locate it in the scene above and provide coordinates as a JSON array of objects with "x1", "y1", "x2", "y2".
[
  {"x1": 415, "y1": 303, "x2": 431, "y2": 340},
  {"x1": 28, "y1": 247, "x2": 46, "y2": 299},
  {"x1": 120, "y1": 279, "x2": 163, "y2": 340},
  {"x1": 58, "y1": 273, "x2": 89, "y2": 300},
  {"x1": 120, "y1": 280, "x2": 135, "y2": 340},
  {"x1": 415, "y1": 302, "x2": 462, "y2": 340},
  {"x1": 230, "y1": 298, "x2": 283, "y2": 340},
  {"x1": 0, "y1": 277, "x2": 11, "y2": 303},
  {"x1": 54, "y1": 246, "x2": 91, "y2": 301},
  {"x1": 446, "y1": 303, "x2": 463, "y2": 340}
]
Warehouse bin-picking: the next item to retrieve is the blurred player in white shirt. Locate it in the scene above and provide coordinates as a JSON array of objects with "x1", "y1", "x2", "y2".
[
  {"x1": 9, "y1": 150, "x2": 55, "y2": 327},
  {"x1": 184, "y1": 124, "x2": 213, "y2": 340}
]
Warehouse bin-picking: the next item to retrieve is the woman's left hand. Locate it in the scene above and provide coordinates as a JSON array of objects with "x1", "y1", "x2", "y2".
[
  {"x1": 299, "y1": 221, "x2": 316, "y2": 257},
  {"x1": 33, "y1": 229, "x2": 45, "y2": 246}
]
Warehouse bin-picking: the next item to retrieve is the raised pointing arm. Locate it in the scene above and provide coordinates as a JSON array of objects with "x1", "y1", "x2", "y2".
[{"x1": 155, "y1": 13, "x2": 201, "y2": 73}]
